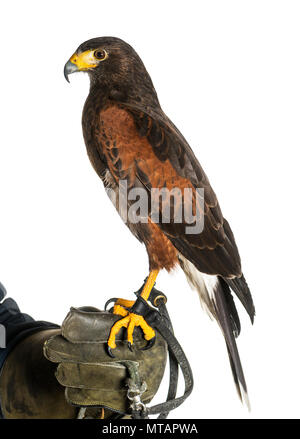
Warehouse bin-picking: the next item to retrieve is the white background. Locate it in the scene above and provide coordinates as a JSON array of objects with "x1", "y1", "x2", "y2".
[{"x1": 0, "y1": 0, "x2": 299, "y2": 419}]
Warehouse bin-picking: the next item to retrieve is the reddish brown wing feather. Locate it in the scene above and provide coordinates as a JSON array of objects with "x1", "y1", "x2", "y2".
[
  {"x1": 124, "y1": 105, "x2": 255, "y2": 321},
  {"x1": 97, "y1": 104, "x2": 242, "y2": 278}
]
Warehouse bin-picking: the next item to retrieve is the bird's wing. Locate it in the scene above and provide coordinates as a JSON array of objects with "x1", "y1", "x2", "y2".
[{"x1": 97, "y1": 103, "x2": 254, "y2": 321}]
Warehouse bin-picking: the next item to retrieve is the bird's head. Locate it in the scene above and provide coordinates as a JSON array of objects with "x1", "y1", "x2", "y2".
[{"x1": 64, "y1": 36, "x2": 158, "y2": 104}]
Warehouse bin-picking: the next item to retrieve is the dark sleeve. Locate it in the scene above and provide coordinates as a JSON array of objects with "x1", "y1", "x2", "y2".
[
  {"x1": 0, "y1": 284, "x2": 60, "y2": 418},
  {"x1": 0, "y1": 283, "x2": 59, "y2": 373}
]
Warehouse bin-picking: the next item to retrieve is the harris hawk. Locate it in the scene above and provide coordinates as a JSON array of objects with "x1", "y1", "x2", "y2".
[{"x1": 64, "y1": 37, "x2": 255, "y2": 407}]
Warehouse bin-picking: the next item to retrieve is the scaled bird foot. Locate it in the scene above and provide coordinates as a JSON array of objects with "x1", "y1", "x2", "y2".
[
  {"x1": 107, "y1": 311, "x2": 156, "y2": 357},
  {"x1": 112, "y1": 298, "x2": 135, "y2": 317}
]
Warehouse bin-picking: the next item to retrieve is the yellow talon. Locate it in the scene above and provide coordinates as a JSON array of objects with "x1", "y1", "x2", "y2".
[
  {"x1": 112, "y1": 298, "x2": 135, "y2": 317},
  {"x1": 115, "y1": 298, "x2": 135, "y2": 308},
  {"x1": 107, "y1": 271, "x2": 159, "y2": 352},
  {"x1": 107, "y1": 314, "x2": 130, "y2": 349},
  {"x1": 113, "y1": 304, "x2": 129, "y2": 317},
  {"x1": 107, "y1": 312, "x2": 155, "y2": 349}
]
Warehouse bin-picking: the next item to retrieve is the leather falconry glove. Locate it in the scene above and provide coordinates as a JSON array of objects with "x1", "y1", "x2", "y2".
[{"x1": 43, "y1": 306, "x2": 167, "y2": 417}]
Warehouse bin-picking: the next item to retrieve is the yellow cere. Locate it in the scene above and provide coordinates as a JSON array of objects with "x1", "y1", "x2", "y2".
[{"x1": 69, "y1": 50, "x2": 99, "y2": 70}]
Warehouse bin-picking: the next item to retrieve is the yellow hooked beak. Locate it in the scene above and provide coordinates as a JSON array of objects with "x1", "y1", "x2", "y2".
[{"x1": 64, "y1": 50, "x2": 100, "y2": 82}]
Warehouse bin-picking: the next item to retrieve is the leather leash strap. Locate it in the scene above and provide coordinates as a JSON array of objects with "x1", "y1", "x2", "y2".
[{"x1": 130, "y1": 287, "x2": 194, "y2": 419}]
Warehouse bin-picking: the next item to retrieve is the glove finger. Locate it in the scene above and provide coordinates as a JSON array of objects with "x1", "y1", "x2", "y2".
[
  {"x1": 56, "y1": 354, "x2": 164, "y2": 398},
  {"x1": 61, "y1": 308, "x2": 123, "y2": 343},
  {"x1": 43, "y1": 333, "x2": 146, "y2": 364},
  {"x1": 55, "y1": 361, "x2": 130, "y2": 390},
  {"x1": 65, "y1": 386, "x2": 154, "y2": 414},
  {"x1": 65, "y1": 387, "x2": 129, "y2": 413}
]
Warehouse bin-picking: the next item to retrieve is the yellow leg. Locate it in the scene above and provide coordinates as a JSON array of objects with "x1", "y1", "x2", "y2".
[
  {"x1": 140, "y1": 269, "x2": 159, "y2": 301},
  {"x1": 107, "y1": 270, "x2": 159, "y2": 352}
]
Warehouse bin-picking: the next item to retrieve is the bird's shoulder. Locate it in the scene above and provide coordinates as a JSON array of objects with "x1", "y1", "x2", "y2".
[{"x1": 97, "y1": 101, "x2": 213, "y2": 190}]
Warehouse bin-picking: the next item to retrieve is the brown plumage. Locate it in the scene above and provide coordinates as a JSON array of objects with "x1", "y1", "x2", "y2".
[{"x1": 65, "y1": 36, "x2": 255, "y2": 406}]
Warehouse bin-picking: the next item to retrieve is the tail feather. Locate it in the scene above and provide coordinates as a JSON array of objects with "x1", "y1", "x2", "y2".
[
  {"x1": 213, "y1": 277, "x2": 250, "y2": 409},
  {"x1": 225, "y1": 275, "x2": 255, "y2": 324},
  {"x1": 219, "y1": 277, "x2": 241, "y2": 337},
  {"x1": 178, "y1": 254, "x2": 251, "y2": 408}
]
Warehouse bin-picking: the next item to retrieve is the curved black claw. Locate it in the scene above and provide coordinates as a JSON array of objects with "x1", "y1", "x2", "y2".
[
  {"x1": 107, "y1": 345, "x2": 115, "y2": 358},
  {"x1": 140, "y1": 336, "x2": 156, "y2": 351},
  {"x1": 104, "y1": 297, "x2": 118, "y2": 311},
  {"x1": 127, "y1": 342, "x2": 133, "y2": 352}
]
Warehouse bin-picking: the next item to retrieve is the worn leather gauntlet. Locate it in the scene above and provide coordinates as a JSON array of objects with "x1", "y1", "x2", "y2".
[
  {"x1": 0, "y1": 328, "x2": 77, "y2": 419},
  {"x1": 43, "y1": 306, "x2": 167, "y2": 417}
]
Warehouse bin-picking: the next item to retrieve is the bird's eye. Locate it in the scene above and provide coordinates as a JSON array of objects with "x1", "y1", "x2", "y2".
[{"x1": 94, "y1": 49, "x2": 107, "y2": 60}]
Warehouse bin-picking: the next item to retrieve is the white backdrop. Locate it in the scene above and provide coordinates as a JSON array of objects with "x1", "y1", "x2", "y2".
[{"x1": 0, "y1": 0, "x2": 299, "y2": 419}]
